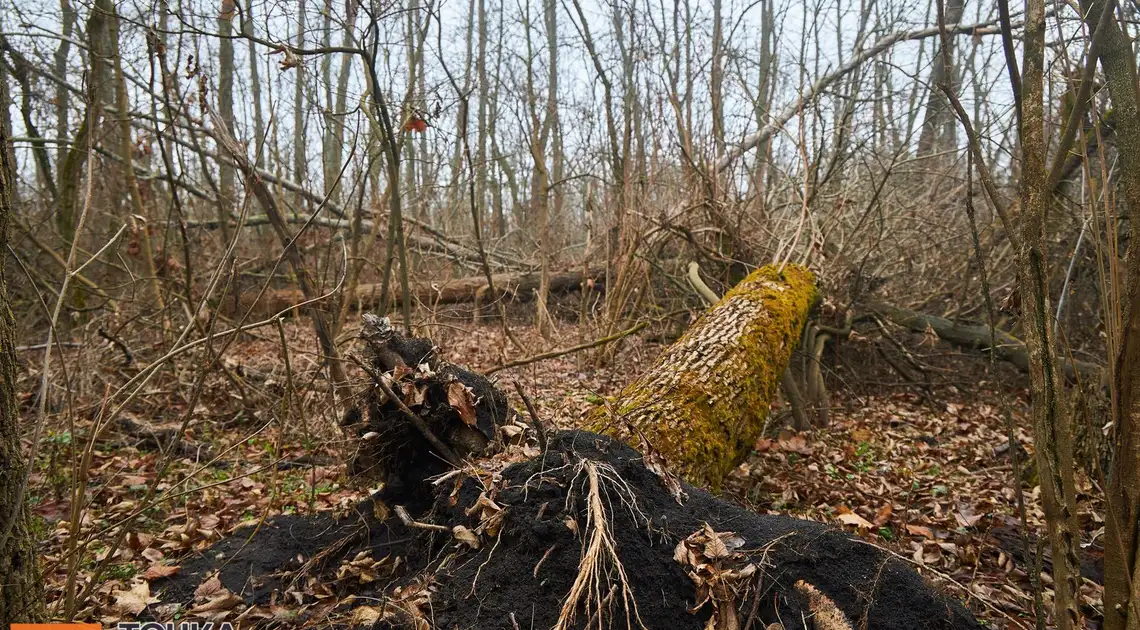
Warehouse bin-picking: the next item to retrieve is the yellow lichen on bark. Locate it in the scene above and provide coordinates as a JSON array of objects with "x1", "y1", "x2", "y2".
[{"x1": 587, "y1": 264, "x2": 818, "y2": 490}]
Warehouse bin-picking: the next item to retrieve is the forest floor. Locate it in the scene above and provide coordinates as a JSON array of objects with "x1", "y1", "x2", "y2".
[{"x1": 23, "y1": 317, "x2": 1105, "y2": 628}]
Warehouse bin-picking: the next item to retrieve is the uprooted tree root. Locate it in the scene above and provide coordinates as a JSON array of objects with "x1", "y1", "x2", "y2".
[
  {"x1": 153, "y1": 431, "x2": 984, "y2": 630},
  {"x1": 342, "y1": 314, "x2": 510, "y2": 503},
  {"x1": 554, "y1": 459, "x2": 645, "y2": 630}
]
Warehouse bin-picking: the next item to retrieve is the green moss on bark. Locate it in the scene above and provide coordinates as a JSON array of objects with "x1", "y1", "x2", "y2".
[{"x1": 587, "y1": 264, "x2": 817, "y2": 490}]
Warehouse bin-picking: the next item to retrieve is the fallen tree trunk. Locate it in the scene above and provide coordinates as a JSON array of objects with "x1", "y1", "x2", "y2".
[
  {"x1": 587, "y1": 264, "x2": 818, "y2": 489},
  {"x1": 223, "y1": 268, "x2": 603, "y2": 318},
  {"x1": 869, "y1": 301, "x2": 1102, "y2": 382}
]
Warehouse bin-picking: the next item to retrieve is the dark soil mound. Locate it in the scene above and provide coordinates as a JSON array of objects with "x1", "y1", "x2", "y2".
[
  {"x1": 155, "y1": 513, "x2": 360, "y2": 606},
  {"x1": 428, "y1": 431, "x2": 983, "y2": 630},
  {"x1": 155, "y1": 431, "x2": 983, "y2": 630}
]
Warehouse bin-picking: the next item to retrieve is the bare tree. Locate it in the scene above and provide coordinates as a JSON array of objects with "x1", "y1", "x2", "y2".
[
  {"x1": 217, "y1": 0, "x2": 236, "y2": 244},
  {"x1": 53, "y1": 0, "x2": 74, "y2": 170},
  {"x1": 1077, "y1": 0, "x2": 1140, "y2": 626},
  {"x1": 0, "y1": 109, "x2": 45, "y2": 628},
  {"x1": 917, "y1": 0, "x2": 965, "y2": 157}
]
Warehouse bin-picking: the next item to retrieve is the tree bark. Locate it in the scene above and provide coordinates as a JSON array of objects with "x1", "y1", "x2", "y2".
[
  {"x1": 216, "y1": 0, "x2": 236, "y2": 245},
  {"x1": 1019, "y1": 0, "x2": 1082, "y2": 625},
  {"x1": 710, "y1": 0, "x2": 725, "y2": 156},
  {"x1": 53, "y1": 0, "x2": 74, "y2": 170},
  {"x1": 474, "y1": 0, "x2": 489, "y2": 236},
  {"x1": 1078, "y1": 0, "x2": 1140, "y2": 627},
  {"x1": 587, "y1": 265, "x2": 818, "y2": 489},
  {"x1": 292, "y1": 0, "x2": 308, "y2": 211},
  {"x1": 112, "y1": 7, "x2": 166, "y2": 318},
  {"x1": 327, "y1": 0, "x2": 356, "y2": 200},
  {"x1": 917, "y1": 0, "x2": 965, "y2": 157},
  {"x1": 241, "y1": 0, "x2": 266, "y2": 167},
  {"x1": 0, "y1": 112, "x2": 45, "y2": 626}
]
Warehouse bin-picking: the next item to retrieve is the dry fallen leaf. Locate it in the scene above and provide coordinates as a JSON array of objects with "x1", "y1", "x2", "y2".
[
  {"x1": 194, "y1": 574, "x2": 225, "y2": 601},
  {"x1": 873, "y1": 504, "x2": 893, "y2": 527},
  {"x1": 954, "y1": 505, "x2": 984, "y2": 529},
  {"x1": 114, "y1": 581, "x2": 158, "y2": 615},
  {"x1": 351, "y1": 606, "x2": 382, "y2": 625},
  {"x1": 143, "y1": 562, "x2": 180, "y2": 580},
  {"x1": 703, "y1": 531, "x2": 731, "y2": 559},
  {"x1": 447, "y1": 381, "x2": 478, "y2": 426},
  {"x1": 905, "y1": 524, "x2": 935, "y2": 538},
  {"x1": 777, "y1": 432, "x2": 813, "y2": 454},
  {"x1": 452, "y1": 524, "x2": 481, "y2": 549},
  {"x1": 190, "y1": 592, "x2": 243, "y2": 614},
  {"x1": 835, "y1": 508, "x2": 873, "y2": 529}
]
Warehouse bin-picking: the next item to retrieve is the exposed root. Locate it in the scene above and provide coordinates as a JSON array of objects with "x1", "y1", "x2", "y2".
[
  {"x1": 394, "y1": 505, "x2": 450, "y2": 533},
  {"x1": 555, "y1": 460, "x2": 646, "y2": 630},
  {"x1": 794, "y1": 580, "x2": 854, "y2": 630},
  {"x1": 284, "y1": 522, "x2": 369, "y2": 591}
]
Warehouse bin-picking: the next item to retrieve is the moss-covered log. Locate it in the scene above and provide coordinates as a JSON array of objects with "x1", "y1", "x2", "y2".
[{"x1": 587, "y1": 264, "x2": 817, "y2": 489}]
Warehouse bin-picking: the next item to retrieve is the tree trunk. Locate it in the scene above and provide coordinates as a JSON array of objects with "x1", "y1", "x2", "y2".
[
  {"x1": 111, "y1": 5, "x2": 166, "y2": 318},
  {"x1": 292, "y1": 0, "x2": 307, "y2": 213},
  {"x1": 916, "y1": 0, "x2": 965, "y2": 157},
  {"x1": 587, "y1": 265, "x2": 818, "y2": 489},
  {"x1": 53, "y1": 0, "x2": 74, "y2": 170},
  {"x1": 1019, "y1": 0, "x2": 1082, "y2": 625},
  {"x1": 539, "y1": 0, "x2": 559, "y2": 341},
  {"x1": 242, "y1": 0, "x2": 266, "y2": 167},
  {"x1": 216, "y1": 0, "x2": 236, "y2": 245},
  {"x1": 327, "y1": 0, "x2": 355, "y2": 198},
  {"x1": 319, "y1": 0, "x2": 335, "y2": 203},
  {"x1": 869, "y1": 301, "x2": 1100, "y2": 380},
  {"x1": 208, "y1": 108, "x2": 353, "y2": 404},
  {"x1": 1079, "y1": 0, "x2": 1140, "y2": 627},
  {"x1": 446, "y1": 0, "x2": 476, "y2": 232},
  {"x1": 474, "y1": 0, "x2": 489, "y2": 235},
  {"x1": 0, "y1": 114, "x2": 45, "y2": 626},
  {"x1": 0, "y1": 40, "x2": 15, "y2": 192},
  {"x1": 710, "y1": 0, "x2": 725, "y2": 156}
]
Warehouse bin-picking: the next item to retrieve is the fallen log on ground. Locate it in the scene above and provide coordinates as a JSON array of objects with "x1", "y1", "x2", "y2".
[
  {"x1": 154, "y1": 431, "x2": 984, "y2": 630},
  {"x1": 223, "y1": 267, "x2": 603, "y2": 318},
  {"x1": 587, "y1": 264, "x2": 818, "y2": 489},
  {"x1": 868, "y1": 300, "x2": 1102, "y2": 382}
]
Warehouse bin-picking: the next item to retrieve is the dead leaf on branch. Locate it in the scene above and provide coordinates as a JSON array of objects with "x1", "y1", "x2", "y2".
[
  {"x1": 452, "y1": 525, "x2": 481, "y2": 549},
  {"x1": 464, "y1": 491, "x2": 505, "y2": 537},
  {"x1": 270, "y1": 45, "x2": 300, "y2": 70}
]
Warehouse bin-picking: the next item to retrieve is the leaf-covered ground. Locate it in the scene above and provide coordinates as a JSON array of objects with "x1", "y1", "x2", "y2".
[{"x1": 23, "y1": 318, "x2": 1104, "y2": 627}]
